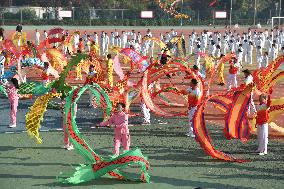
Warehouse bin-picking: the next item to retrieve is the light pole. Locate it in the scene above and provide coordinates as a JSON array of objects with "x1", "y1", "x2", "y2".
[
  {"x1": 20, "y1": 8, "x2": 22, "y2": 24},
  {"x1": 180, "y1": 0, "x2": 184, "y2": 26},
  {"x1": 197, "y1": 10, "x2": 200, "y2": 25},
  {"x1": 213, "y1": 8, "x2": 215, "y2": 26},
  {"x1": 253, "y1": 0, "x2": 257, "y2": 26},
  {"x1": 275, "y1": 3, "x2": 278, "y2": 16},
  {"x1": 89, "y1": 8, "x2": 92, "y2": 26},
  {"x1": 72, "y1": 7, "x2": 74, "y2": 22},
  {"x1": 230, "y1": 0, "x2": 232, "y2": 27},
  {"x1": 279, "y1": 0, "x2": 282, "y2": 27}
]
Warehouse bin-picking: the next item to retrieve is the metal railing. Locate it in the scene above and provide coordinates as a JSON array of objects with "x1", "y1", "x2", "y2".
[{"x1": 0, "y1": 6, "x2": 282, "y2": 27}]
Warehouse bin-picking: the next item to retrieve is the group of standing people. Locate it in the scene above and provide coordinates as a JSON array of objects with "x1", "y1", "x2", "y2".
[{"x1": 0, "y1": 26, "x2": 279, "y2": 156}]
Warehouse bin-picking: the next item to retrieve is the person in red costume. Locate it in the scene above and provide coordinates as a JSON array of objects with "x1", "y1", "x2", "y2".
[
  {"x1": 186, "y1": 78, "x2": 202, "y2": 137},
  {"x1": 84, "y1": 65, "x2": 97, "y2": 85},
  {"x1": 41, "y1": 62, "x2": 51, "y2": 85},
  {"x1": 255, "y1": 89, "x2": 272, "y2": 156},
  {"x1": 77, "y1": 38, "x2": 84, "y2": 54},
  {"x1": 184, "y1": 65, "x2": 204, "y2": 80},
  {"x1": 192, "y1": 65, "x2": 205, "y2": 79},
  {"x1": 84, "y1": 65, "x2": 97, "y2": 106},
  {"x1": 227, "y1": 57, "x2": 240, "y2": 90}
]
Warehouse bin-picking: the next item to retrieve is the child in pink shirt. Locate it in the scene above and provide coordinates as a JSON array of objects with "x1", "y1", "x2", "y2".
[
  {"x1": 1, "y1": 78, "x2": 20, "y2": 128},
  {"x1": 99, "y1": 102, "x2": 130, "y2": 155}
]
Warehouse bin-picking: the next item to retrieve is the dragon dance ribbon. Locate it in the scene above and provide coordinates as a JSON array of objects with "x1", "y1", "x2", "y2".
[
  {"x1": 48, "y1": 28, "x2": 65, "y2": 36},
  {"x1": 191, "y1": 55, "x2": 284, "y2": 161},
  {"x1": 26, "y1": 92, "x2": 61, "y2": 143},
  {"x1": 53, "y1": 53, "x2": 88, "y2": 98},
  {"x1": 18, "y1": 82, "x2": 53, "y2": 95},
  {"x1": 0, "y1": 84, "x2": 8, "y2": 96},
  {"x1": 224, "y1": 86, "x2": 253, "y2": 142},
  {"x1": 120, "y1": 48, "x2": 148, "y2": 70},
  {"x1": 11, "y1": 32, "x2": 27, "y2": 47},
  {"x1": 113, "y1": 55, "x2": 125, "y2": 79},
  {"x1": 2, "y1": 39, "x2": 21, "y2": 59},
  {"x1": 143, "y1": 37, "x2": 167, "y2": 51},
  {"x1": 140, "y1": 58, "x2": 205, "y2": 117},
  {"x1": 58, "y1": 84, "x2": 150, "y2": 184},
  {"x1": 46, "y1": 48, "x2": 67, "y2": 72},
  {"x1": 156, "y1": 0, "x2": 189, "y2": 19},
  {"x1": 142, "y1": 70, "x2": 186, "y2": 117},
  {"x1": 1, "y1": 81, "x2": 52, "y2": 96},
  {"x1": 252, "y1": 55, "x2": 284, "y2": 93},
  {"x1": 193, "y1": 85, "x2": 254, "y2": 162}
]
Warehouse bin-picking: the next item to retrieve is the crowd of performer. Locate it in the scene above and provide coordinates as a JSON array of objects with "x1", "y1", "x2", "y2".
[
  {"x1": 0, "y1": 25, "x2": 282, "y2": 156},
  {"x1": 33, "y1": 27, "x2": 284, "y2": 64}
]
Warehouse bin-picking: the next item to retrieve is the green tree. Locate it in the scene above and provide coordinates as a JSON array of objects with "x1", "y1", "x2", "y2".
[
  {"x1": 20, "y1": 8, "x2": 37, "y2": 19},
  {"x1": 74, "y1": 1, "x2": 90, "y2": 20}
]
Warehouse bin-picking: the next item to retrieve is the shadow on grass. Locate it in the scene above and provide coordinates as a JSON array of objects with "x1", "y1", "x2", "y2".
[
  {"x1": 0, "y1": 146, "x2": 62, "y2": 151},
  {"x1": 152, "y1": 175, "x2": 256, "y2": 189},
  {"x1": 200, "y1": 173, "x2": 284, "y2": 181},
  {"x1": 0, "y1": 156, "x2": 31, "y2": 161},
  {"x1": 33, "y1": 177, "x2": 142, "y2": 187},
  {"x1": 191, "y1": 162, "x2": 284, "y2": 176},
  {"x1": 31, "y1": 174, "x2": 256, "y2": 189},
  {"x1": 0, "y1": 162, "x2": 78, "y2": 166},
  {"x1": 0, "y1": 146, "x2": 17, "y2": 151},
  {"x1": 0, "y1": 174, "x2": 55, "y2": 180},
  {"x1": 147, "y1": 150, "x2": 214, "y2": 163}
]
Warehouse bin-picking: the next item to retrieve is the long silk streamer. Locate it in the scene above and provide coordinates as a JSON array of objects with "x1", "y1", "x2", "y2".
[
  {"x1": 58, "y1": 84, "x2": 150, "y2": 184},
  {"x1": 26, "y1": 92, "x2": 61, "y2": 143},
  {"x1": 192, "y1": 86, "x2": 254, "y2": 163}
]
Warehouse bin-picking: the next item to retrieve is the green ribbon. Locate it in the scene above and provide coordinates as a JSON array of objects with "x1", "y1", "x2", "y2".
[{"x1": 58, "y1": 84, "x2": 150, "y2": 184}]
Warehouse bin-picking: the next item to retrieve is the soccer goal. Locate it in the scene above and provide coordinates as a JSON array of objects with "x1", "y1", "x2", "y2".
[{"x1": 271, "y1": 17, "x2": 284, "y2": 29}]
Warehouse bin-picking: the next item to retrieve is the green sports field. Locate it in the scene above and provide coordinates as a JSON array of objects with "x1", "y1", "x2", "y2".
[
  {"x1": 0, "y1": 24, "x2": 283, "y2": 189},
  {"x1": 0, "y1": 120, "x2": 283, "y2": 189}
]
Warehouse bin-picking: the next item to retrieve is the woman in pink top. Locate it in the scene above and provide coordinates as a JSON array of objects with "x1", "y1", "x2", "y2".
[
  {"x1": 99, "y1": 102, "x2": 130, "y2": 155},
  {"x1": 1, "y1": 78, "x2": 20, "y2": 128}
]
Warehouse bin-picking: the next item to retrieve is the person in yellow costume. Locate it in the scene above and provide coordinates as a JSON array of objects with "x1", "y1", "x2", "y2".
[
  {"x1": 90, "y1": 41, "x2": 99, "y2": 54},
  {"x1": 75, "y1": 59, "x2": 84, "y2": 80},
  {"x1": 217, "y1": 54, "x2": 225, "y2": 86},
  {"x1": 106, "y1": 54, "x2": 113, "y2": 87},
  {"x1": 4, "y1": 51, "x2": 12, "y2": 66}
]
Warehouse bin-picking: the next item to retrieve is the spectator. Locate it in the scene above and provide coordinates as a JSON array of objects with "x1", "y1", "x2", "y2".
[
  {"x1": 16, "y1": 24, "x2": 22, "y2": 33},
  {"x1": 0, "y1": 27, "x2": 4, "y2": 41}
]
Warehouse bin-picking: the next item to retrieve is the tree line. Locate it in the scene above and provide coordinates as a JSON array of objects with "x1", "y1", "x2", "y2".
[{"x1": 1, "y1": 0, "x2": 282, "y2": 21}]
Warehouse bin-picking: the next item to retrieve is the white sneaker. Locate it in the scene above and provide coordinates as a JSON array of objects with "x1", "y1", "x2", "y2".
[
  {"x1": 142, "y1": 122, "x2": 151, "y2": 125},
  {"x1": 259, "y1": 152, "x2": 265, "y2": 156},
  {"x1": 67, "y1": 145, "x2": 74, "y2": 151},
  {"x1": 8, "y1": 124, "x2": 16, "y2": 128},
  {"x1": 186, "y1": 133, "x2": 195, "y2": 137}
]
